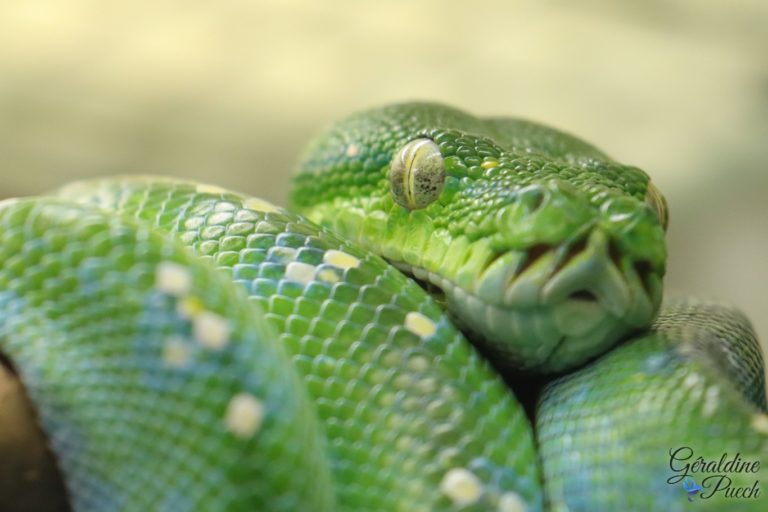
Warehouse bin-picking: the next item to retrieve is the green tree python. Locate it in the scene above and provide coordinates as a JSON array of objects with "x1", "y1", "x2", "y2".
[{"x1": 0, "y1": 102, "x2": 765, "y2": 511}]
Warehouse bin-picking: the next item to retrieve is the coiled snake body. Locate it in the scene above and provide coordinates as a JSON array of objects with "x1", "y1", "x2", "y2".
[{"x1": 0, "y1": 103, "x2": 765, "y2": 511}]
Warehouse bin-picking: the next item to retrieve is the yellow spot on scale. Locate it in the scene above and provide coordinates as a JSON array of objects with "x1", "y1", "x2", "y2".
[
  {"x1": 498, "y1": 492, "x2": 526, "y2": 512},
  {"x1": 440, "y1": 467, "x2": 483, "y2": 506},
  {"x1": 323, "y1": 250, "x2": 361, "y2": 270},
  {"x1": 193, "y1": 311, "x2": 230, "y2": 350},
  {"x1": 155, "y1": 262, "x2": 192, "y2": 297},
  {"x1": 225, "y1": 393, "x2": 265, "y2": 438},
  {"x1": 346, "y1": 144, "x2": 360, "y2": 157},
  {"x1": 162, "y1": 336, "x2": 191, "y2": 368},
  {"x1": 481, "y1": 160, "x2": 499, "y2": 170},
  {"x1": 316, "y1": 268, "x2": 340, "y2": 283},
  {"x1": 243, "y1": 197, "x2": 280, "y2": 213},
  {"x1": 405, "y1": 312, "x2": 437, "y2": 338},
  {"x1": 177, "y1": 296, "x2": 205, "y2": 319},
  {"x1": 285, "y1": 262, "x2": 317, "y2": 286},
  {"x1": 752, "y1": 413, "x2": 768, "y2": 434},
  {"x1": 196, "y1": 184, "x2": 228, "y2": 195}
]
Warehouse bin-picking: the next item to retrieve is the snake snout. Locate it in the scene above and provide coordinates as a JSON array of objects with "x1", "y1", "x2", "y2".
[
  {"x1": 457, "y1": 221, "x2": 664, "y2": 372},
  {"x1": 541, "y1": 229, "x2": 660, "y2": 324}
]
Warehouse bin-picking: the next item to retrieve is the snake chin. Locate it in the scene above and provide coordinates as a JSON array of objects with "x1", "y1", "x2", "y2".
[{"x1": 392, "y1": 229, "x2": 663, "y2": 373}]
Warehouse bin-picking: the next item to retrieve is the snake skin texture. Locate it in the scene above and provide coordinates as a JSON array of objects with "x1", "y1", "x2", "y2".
[
  {"x1": 0, "y1": 101, "x2": 765, "y2": 511},
  {"x1": 0, "y1": 197, "x2": 334, "y2": 511},
  {"x1": 55, "y1": 177, "x2": 542, "y2": 511},
  {"x1": 651, "y1": 300, "x2": 766, "y2": 411}
]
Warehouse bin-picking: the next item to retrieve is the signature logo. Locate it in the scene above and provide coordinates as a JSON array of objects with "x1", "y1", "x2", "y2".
[
  {"x1": 667, "y1": 447, "x2": 761, "y2": 502},
  {"x1": 682, "y1": 477, "x2": 702, "y2": 502}
]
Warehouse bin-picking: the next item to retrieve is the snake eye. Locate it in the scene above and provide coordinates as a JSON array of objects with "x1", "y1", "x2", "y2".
[
  {"x1": 388, "y1": 138, "x2": 445, "y2": 210},
  {"x1": 645, "y1": 181, "x2": 669, "y2": 231}
]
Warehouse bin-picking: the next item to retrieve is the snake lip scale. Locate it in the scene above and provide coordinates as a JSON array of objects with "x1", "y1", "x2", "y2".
[{"x1": 386, "y1": 228, "x2": 660, "y2": 374}]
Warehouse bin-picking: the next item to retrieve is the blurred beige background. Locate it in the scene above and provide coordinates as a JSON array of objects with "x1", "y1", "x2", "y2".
[{"x1": 0, "y1": 1, "x2": 766, "y2": 351}]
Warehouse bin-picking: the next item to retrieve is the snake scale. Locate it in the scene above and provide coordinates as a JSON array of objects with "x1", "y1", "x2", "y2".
[{"x1": 0, "y1": 102, "x2": 765, "y2": 511}]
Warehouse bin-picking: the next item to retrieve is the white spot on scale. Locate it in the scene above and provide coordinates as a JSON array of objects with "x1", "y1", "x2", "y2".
[
  {"x1": 405, "y1": 312, "x2": 437, "y2": 338},
  {"x1": 345, "y1": 144, "x2": 359, "y2": 157},
  {"x1": 179, "y1": 231, "x2": 197, "y2": 245},
  {"x1": 439, "y1": 467, "x2": 483, "y2": 506},
  {"x1": 163, "y1": 336, "x2": 191, "y2": 368},
  {"x1": 683, "y1": 373, "x2": 701, "y2": 389},
  {"x1": 323, "y1": 250, "x2": 361, "y2": 270},
  {"x1": 752, "y1": 413, "x2": 768, "y2": 434},
  {"x1": 285, "y1": 262, "x2": 317, "y2": 286},
  {"x1": 243, "y1": 197, "x2": 280, "y2": 213},
  {"x1": 155, "y1": 262, "x2": 192, "y2": 297},
  {"x1": 207, "y1": 211, "x2": 234, "y2": 226},
  {"x1": 193, "y1": 311, "x2": 230, "y2": 349},
  {"x1": 702, "y1": 385, "x2": 719, "y2": 418},
  {"x1": 498, "y1": 492, "x2": 526, "y2": 512},
  {"x1": 225, "y1": 393, "x2": 265, "y2": 438}
]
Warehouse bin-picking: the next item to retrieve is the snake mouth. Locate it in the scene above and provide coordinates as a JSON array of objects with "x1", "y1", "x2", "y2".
[{"x1": 393, "y1": 229, "x2": 663, "y2": 373}]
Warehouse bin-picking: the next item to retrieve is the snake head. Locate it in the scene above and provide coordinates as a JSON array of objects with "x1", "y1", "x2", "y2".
[{"x1": 292, "y1": 102, "x2": 668, "y2": 372}]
